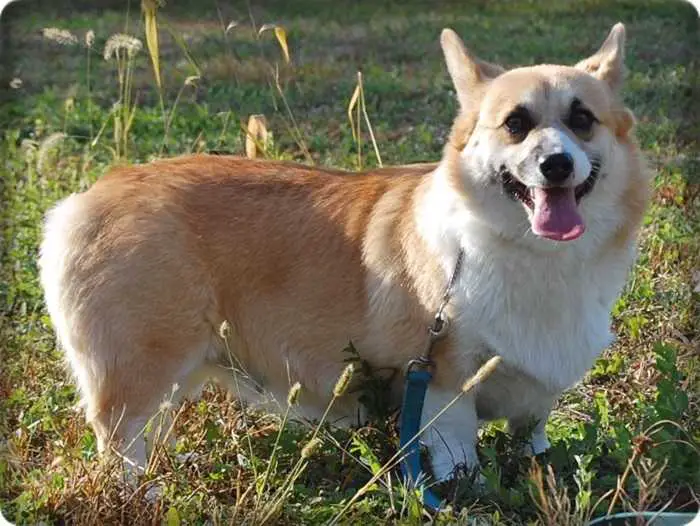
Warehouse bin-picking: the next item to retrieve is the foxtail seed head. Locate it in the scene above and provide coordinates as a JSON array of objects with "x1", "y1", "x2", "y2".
[
  {"x1": 301, "y1": 437, "x2": 322, "y2": 459},
  {"x1": 219, "y1": 320, "x2": 232, "y2": 340},
  {"x1": 461, "y1": 356, "x2": 502, "y2": 393},
  {"x1": 333, "y1": 363, "x2": 355, "y2": 397},
  {"x1": 287, "y1": 382, "x2": 302, "y2": 406}
]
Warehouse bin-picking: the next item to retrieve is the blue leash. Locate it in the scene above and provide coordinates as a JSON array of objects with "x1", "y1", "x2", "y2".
[
  {"x1": 399, "y1": 367, "x2": 443, "y2": 511},
  {"x1": 398, "y1": 250, "x2": 464, "y2": 513}
]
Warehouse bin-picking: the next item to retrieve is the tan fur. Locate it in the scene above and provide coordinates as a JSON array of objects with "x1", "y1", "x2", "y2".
[
  {"x1": 40, "y1": 24, "x2": 651, "y2": 478},
  {"x1": 46, "y1": 157, "x2": 443, "y2": 446}
]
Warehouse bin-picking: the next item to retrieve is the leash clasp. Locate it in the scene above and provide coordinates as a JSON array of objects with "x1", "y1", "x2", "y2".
[
  {"x1": 406, "y1": 356, "x2": 434, "y2": 373},
  {"x1": 406, "y1": 307, "x2": 451, "y2": 375},
  {"x1": 428, "y1": 311, "x2": 449, "y2": 340}
]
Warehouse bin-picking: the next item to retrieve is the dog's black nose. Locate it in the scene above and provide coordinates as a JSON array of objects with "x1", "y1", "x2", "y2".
[{"x1": 540, "y1": 153, "x2": 574, "y2": 183}]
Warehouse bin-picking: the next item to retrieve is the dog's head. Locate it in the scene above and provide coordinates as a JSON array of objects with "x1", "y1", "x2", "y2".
[{"x1": 441, "y1": 24, "x2": 642, "y2": 244}]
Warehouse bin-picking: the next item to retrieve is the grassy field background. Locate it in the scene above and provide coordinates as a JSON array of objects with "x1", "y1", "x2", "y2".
[{"x1": 0, "y1": 0, "x2": 698, "y2": 524}]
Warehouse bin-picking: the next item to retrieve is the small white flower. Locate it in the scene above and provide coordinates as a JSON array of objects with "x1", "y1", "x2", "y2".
[
  {"x1": 103, "y1": 33, "x2": 142, "y2": 60},
  {"x1": 42, "y1": 27, "x2": 78, "y2": 46}
]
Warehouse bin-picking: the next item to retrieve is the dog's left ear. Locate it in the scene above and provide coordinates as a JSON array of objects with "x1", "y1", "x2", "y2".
[
  {"x1": 441, "y1": 28, "x2": 504, "y2": 109},
  {"x1": 576, "y1": 23, "x2": 626, "y2": 93}
]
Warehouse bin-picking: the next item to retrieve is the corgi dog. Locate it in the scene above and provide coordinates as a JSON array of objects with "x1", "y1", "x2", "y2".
[{"x1": 39, "y1": 23, "x2": 649, "y2": 482}]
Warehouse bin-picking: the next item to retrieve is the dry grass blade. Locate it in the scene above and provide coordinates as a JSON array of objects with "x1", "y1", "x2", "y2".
[
  {"x1": 270, "y1": 65, "x2": 313, "y2": 163},
  {"x1": 259, "y1": 24, "x2": 291, "y2": 63},
  {"x1": 360, "y1": 80, "x2": 383, "y2": 167},
  {"x1": 273, "y1": 26, "x2": 290, "y2": 64},
  {"x1": 530, "y1": 463, "x2": 578, "y2": 526},
  {"x1": 348, "y1": 74, "x2": 362, "y2": 167},
  {"x1": 162, "y1": 20, "x2": 202, "y2": 76},
  {"x1": 347, "y1": 72, "x2": 383, "y2": 168},
  {"x1": 141, "y1": 0, "x2": 163, "y2": 93},
  {"x1": 347, "y1": 82, "x2": 361, "y2": 143},
  {"x1": 245, "y1": 114, "x2": 269, "y2": 159}
]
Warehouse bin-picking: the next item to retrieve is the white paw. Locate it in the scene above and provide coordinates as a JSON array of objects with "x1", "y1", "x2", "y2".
[
  {"x1": 431, "y1": 455, "x2": 458, "y2": 483},
  {"x1": 527, "y1": 431, "x2": 551, "y2": 456},
  {"x1": 429, "y1": 446, "x2": 481, "y2": 483}
]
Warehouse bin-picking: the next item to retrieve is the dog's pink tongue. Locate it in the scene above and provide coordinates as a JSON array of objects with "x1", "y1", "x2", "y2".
[{"x1": 531, "y1": 187, "x2": 585, "y2": 241}]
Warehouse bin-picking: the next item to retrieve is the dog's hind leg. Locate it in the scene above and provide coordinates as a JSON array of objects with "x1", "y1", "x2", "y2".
[{"x1": 71, "y1": 331, "x2": 213, "y2": 478}]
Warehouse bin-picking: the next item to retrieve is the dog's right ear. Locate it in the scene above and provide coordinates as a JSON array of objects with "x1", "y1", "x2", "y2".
[
  {"x1": 575, "y1": 23, "x2": 626, "y2": 94},
  {"x1": 441, "y1": 28, "x2": 503, "y2": 109}
]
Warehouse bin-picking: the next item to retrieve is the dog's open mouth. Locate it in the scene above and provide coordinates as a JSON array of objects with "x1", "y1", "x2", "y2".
[{"x1": 501, "y1": 160, "x2": 601, "y2": 242}]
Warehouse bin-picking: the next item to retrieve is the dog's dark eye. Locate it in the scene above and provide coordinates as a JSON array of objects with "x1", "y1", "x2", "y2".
[
  {"x1": 504, "y1": 107, "x2": 534, "y2": 139},
  {"x1": 568, "y1": 101, "x2": 597, "y2": 138}
]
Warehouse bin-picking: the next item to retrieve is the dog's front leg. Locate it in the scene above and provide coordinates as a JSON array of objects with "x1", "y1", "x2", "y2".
[
  {"x1": 527, "y1": 416, "x2": 551, "y2": 455},
  {"x1": 507, "y1": 404, "x2": 553, "y2": 456},
  {"x1": 421, "y1": 387, "x2": 480, "y2": 482}
]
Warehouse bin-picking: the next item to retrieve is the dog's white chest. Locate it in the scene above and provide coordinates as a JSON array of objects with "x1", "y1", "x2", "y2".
[{"x1": 452, "y1": 245, "x2": 626, "y2": 391}]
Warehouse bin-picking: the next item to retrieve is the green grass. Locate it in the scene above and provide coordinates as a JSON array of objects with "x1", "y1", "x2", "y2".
[{"x1": 1, "y1": 0, "x2": 698, "y2": 524}]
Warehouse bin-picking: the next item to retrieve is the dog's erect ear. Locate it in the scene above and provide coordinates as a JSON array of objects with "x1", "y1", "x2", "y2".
[
  {"x1": 575, "y1": 23, "x2": 626, "y2": 93},
  {"x1": 441, "y1": 28, "x2": 503, "y2": 109}
]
